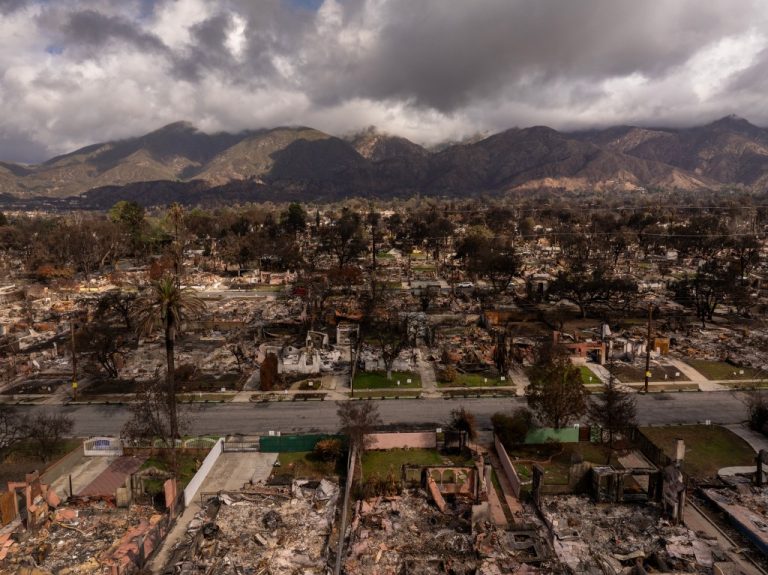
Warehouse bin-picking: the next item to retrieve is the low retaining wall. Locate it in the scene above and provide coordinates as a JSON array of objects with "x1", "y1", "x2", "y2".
[
  {"x1": 494, "y1": 435, "x2": 522, "y2": 497},
  {"x1": 183, "y1": 438, "x2": 224, "y2": 507},
  {"x1": 366, "y1": 431, "x2": 437, "y2": 450}
]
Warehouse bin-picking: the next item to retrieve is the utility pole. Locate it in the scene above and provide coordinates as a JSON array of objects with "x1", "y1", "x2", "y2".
[
  {"x1": 644, "y1": 303, "x2": 653, "y2": 394},
  {"x1": 70, "y1": 317, "x2": 78, "y2": 401}
]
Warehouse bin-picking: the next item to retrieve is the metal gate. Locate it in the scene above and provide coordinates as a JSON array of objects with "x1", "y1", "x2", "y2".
[{"x1": 222, "y1": 436, "x2": 261, "y2": 452}]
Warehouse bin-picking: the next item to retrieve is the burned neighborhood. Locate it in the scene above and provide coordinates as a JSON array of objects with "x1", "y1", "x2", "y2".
[{"x1": 0, "y1": 195, "x2": 767, "y2": 575}]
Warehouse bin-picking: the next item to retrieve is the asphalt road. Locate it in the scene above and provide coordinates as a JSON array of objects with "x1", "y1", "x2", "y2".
[{"x1": 16, "y1": 391, "x2": 753, "y2": 437}]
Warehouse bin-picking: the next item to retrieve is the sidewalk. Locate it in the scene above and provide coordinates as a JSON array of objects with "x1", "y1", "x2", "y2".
[
  {"x1": 416, "y1": 348, "x2": 440, "y2": 398},
  {"x1": 508, "y1": 367, "x2": 530, "y2": 397},
  {"x1": 725, "y1": 423, "x2": 768, "y2": 453},
  {"x1": 666, "y1": 358, "x2": 729, "y2": 391}
]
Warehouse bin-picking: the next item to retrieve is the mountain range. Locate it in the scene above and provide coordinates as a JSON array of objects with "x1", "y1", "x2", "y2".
[{"x1": 1, "y1": 115, "x2": 767, "y2": 206}]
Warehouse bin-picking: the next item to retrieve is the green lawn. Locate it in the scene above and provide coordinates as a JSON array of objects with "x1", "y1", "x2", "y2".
[
  {"x1": 438, "y1": 372, "x2": 508, "y2": 387},
  {"x1": 685, "y1": 360, "x2": 765, "y2": 381},
  {"x1": 579, "y1": 366, "x2": 600, "y2": 385},
  {"x1": 363, "y1": 448, "x2": 444, "y2": 478},
  {"x1": 352, "y1": 390, "x2": 421, "y2": 398},
  {"x1": 272, "y1": 451, "x2": 341, "y2": 480},
  {"x1": 141, "y1": 452, "x2": 200, "y2": 491},
  {"x1": 443, "y1": 390, "x2": 516, "y2": 398},
  {"x1": 353, "y1": 371, "x2": 421, "y2": 389},
  {"x1": 640, "y1": 425, "x2": 756, "y2": 481},
  {"x1": 508, "y1": 443, "x2": 615, "y2": 486},
  {"x1": 611, "y1": 363, "x2": 689, "y2": 383}
]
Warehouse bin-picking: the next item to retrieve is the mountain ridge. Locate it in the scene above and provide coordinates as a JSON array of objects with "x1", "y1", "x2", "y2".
[{"x1": 2, "y1": 116, "x2": 768, "y2": 204}]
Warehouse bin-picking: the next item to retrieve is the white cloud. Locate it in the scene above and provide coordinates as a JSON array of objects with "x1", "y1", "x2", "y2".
[{"x1": 2, "y1": 0, "x2": 768, "y2": 162}]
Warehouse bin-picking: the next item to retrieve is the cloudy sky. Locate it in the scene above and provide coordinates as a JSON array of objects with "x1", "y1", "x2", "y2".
[{"x1": 1, "y1": 0, "x2": 768, "y2": 162}]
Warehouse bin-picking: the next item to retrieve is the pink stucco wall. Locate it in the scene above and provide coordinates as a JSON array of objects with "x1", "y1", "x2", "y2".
[{"x1": 366, "y1": 432, "x2": 437, "y2": 450}]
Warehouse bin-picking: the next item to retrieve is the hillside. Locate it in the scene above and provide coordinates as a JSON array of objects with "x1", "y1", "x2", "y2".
[{"x1": 1, "y1": 116, "x2": 767, "y2": 205}]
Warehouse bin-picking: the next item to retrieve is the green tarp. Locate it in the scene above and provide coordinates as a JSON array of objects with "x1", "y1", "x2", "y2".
[
  {"x1": 524, "y1": 427, "x2": 579, "y2": 444},
  {"x1": 259, "y1": 434, "x2": 343, "y2": 453}
]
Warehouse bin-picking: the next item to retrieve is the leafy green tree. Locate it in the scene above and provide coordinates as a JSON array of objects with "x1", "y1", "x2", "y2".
[
  {"x1": 526, "y1": 344, "x2": 587, "y2": 429},
  {"x1": 109, "y1": 200, "x2": 146, "y2": 254},
  {"x1": 134, "y1": 276, "x2": 206, "y2": 441},
  {"x1": 319, "y1": 208, "x2": 366, "y2": 267},
  {"x1": 549, "y1": 265, "x2": 637, "y2": 318},
  {"x1": 492, "y1": 408, "x2": 533, "y2": 448},
  {"x1": 588, "y1": 367, "x2": 636, "y2": 450},
  {"x1": 280, "y1": 202, "x2": 307, "y2": 235},
  {"x1": 673, "y1": 259, "x2": 736, "y2": 327}
]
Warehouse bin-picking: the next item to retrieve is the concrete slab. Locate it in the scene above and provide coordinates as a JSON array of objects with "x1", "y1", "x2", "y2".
[
  {"x1": 78, "y1": 456, "x2": 146, "y2": 497},
  {"x1": 197, "y1": 452, "x2": 277, "y2": 494},
  {"x1": 48, "y1": 456, "x2": 118, "y2": 499}
]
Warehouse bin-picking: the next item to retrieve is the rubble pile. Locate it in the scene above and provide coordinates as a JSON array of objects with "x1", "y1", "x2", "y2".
[
  {"x1": 344, "y1": 490, "x2": 551, "y2": 575},
  {"x1": 170, "y1": 479, "x2": 339, "y2": 575},
  {"x1": 543, "y1": 496, "x2": 727, "y2": 574},
  {"x1": 0, "y1": 502, "x2": 159, "y2": 574},
  {"x1": 434, "y1": 326, "x2": 495, "y2": 368}
]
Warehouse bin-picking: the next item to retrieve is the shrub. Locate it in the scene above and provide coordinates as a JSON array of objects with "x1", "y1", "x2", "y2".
[
  {"x1": 438, "y1": 366, "x2": 457, "y2": 383},
  {"x1": 313, "y1": 438, "x2": 343, "y2": 462},
  {"x1": 492, "y1": 408, "x2": 533, "y2": 448}
]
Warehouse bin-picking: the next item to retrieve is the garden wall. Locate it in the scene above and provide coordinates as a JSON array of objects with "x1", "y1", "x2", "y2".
[
  {"x1": 525, "y1": 427, "x2": 579, "y2": 444},
  {"x1": 183, "y1": 438, "x2": 224, "y2": 507},
  {"x1": 366, "y1": 432, "x2": 437, "y2": 450},
  {"x1": 494, "y1": 434, "x2": 522, "y2": 497}
]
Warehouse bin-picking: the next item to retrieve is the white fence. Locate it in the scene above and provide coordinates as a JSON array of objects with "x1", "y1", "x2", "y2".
[
  {"x1": 83, "y1": 437, "x2": 123, "y2": 457},
  {"x1": 183, "y1": 438, "x2": 224, "y2": 507},
  {"x1": 494, "y1": 434, "x2": 522, "y2": 497}
]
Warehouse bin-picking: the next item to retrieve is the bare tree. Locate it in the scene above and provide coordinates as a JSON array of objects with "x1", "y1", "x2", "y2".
[
  {"x1": 76, "y1": 321, "x2": 126, "y2": 378},
  {"x1": 23, "y1": 412, "x2": 74, "y2": 463},
  {"x1": 370, "y1": 312, "x2": 409, "y2": 380},
  {"x1": 0, "y1": 404, "x2": 24, "y2": 461},
  {"x1": 447, "y1": 407, "x2": 477, "y2": 450},
  {"x1": 122, "y1": 378, "x2": 188, "y2": 448},
  {"x1": 337, "y1": 401, "x2": 381, "y2": 481}
]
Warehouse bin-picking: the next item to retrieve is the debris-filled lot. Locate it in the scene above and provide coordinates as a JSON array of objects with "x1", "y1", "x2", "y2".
[{"x1": 166, "y1": 479, "x2": 339, "y2": 575}]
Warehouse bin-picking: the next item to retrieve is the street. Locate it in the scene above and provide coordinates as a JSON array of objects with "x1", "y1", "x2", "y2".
[{"x1": 15, "y1": 391, "x2": 753, "y2": 437}]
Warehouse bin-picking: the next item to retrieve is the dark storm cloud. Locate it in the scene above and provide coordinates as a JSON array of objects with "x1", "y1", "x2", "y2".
[
  {"x1": 58, "y1": 9, "x2": 169, "y2": 55},
  {"x1": 171, "y1": 13, "x2": 238, "y2": 81},
  {"x1": 301, "y1": 0, "x2": 756, "y2": 111},
  {"x1": 0, "y1": 127, "x2": 50, "y2": 164},
  {"x1": 0, "y1": 0, "x2": 767, "y2": 163},
  {"x1": 0, "y1": 0, "x2": 25, "y2": 14}
]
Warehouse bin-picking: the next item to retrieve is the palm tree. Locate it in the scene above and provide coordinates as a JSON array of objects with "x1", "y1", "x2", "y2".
[{"x1": 134, "y1": 275, "x2": 206, "y2": 442}]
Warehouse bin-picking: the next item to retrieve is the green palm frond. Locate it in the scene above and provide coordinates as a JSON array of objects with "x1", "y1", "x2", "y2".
[{"x1": 133, "y1": 276, "x2": 206, "y2": 338}]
